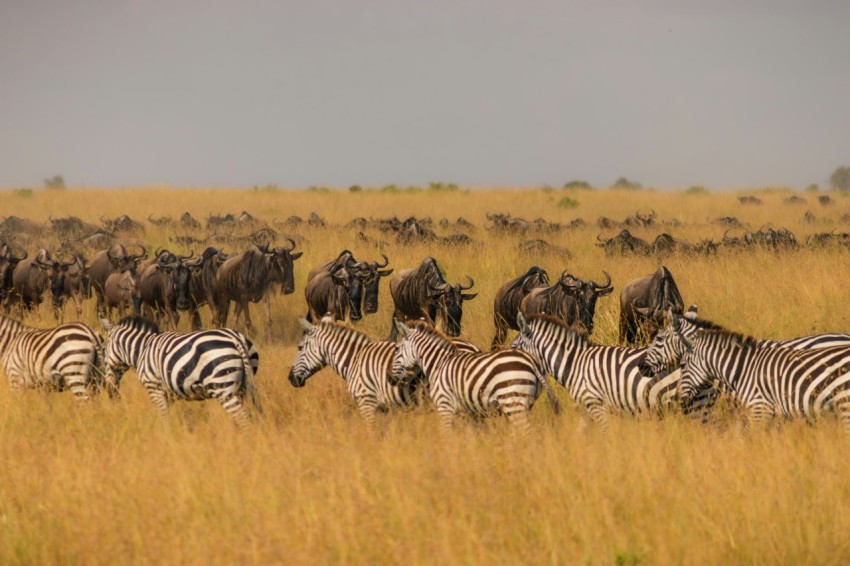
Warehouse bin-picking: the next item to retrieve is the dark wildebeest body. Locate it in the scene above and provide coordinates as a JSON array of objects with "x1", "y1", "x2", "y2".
[
  {"x1": 491, "y1": 266, "x2": 549, "y2": 349},
  {"x1": 88, "y1": 244, "x2": 147, "y2": 318},
  {"x1": 7, "y1": 249, "x2": 78, "y2": 319},
  {"x1": 103, "y1": 268, "x2": 143, "y2": 321},
  {"x1": 139, "y1": 250, "x2": 193, "y2": 329},
  {"x1": 519, "y1": 271, "x2": 612, "y2": 334},
  {"x1": 215, "y1": 241, "x2": 303, "y2": 336},
  {"x1": 619, "y1": 266, "x2": 684, "y2": 345},
  {"x1": 388, "y1": 257, "x2": 477, "y2": 339},
  {"x1": 596, "y1": 230, "x2": 651, "y2": 256},
  {"x1": 0, "y1": 244, "x2": 27, "y2": 306},
  {"x1": 186, "y1": 247, "x2": 232, "y2": 330},
  {"x1": 358, "y1": 254, "x2": 392, "y2": 315},
  {"x1": 304, "y1": 266, "x2": 363, "y2": 323},
  {"x1": 56, "y1": 253, "x2": 91, "y2": 321}
]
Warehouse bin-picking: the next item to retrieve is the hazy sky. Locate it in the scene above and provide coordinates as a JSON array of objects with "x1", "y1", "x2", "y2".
[{"x1": 1, "y1": 0, "x2": 848, "y2": 189}]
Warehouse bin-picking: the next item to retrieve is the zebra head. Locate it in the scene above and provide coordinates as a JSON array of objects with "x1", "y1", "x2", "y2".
[
  {"x1": 289, "y1": 318, "x2": 327, "y2": 387},
  {"x1": 389, "y1": 319, "x2": 420, "y2": 386},
  {"x1": 679, "y1": 329, "x2": 754, "y2": 409},
  {"x1": 101, "y1": 316, "x2": 160, "y2": 398}
]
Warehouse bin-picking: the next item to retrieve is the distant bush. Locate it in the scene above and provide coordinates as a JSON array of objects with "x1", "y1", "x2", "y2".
[
  {"x1": 563, "y1": 180, "x2": 593, "y2": 190},
  {"x1": 805, "y1": 183, "x2": 820, "y2": 193},
  {"x1": 428, "y1": 182, "x2": 460, "y2": 193},
  {"x1": 307, "y1": 185, "x2": 332, "y2": 194},
  {"x1": 830, "y1": 166, "x2": 850, "y2": 191},
  {"x1": 44, "y1": 175, "x2": 65, "y2": 190},
  {"x1": 685, "y1": 185, "x2": 709, "y2": 195},
  {"x1": 348, "y1": 184, "x2": 362, "y2": 193},
  {"x1": 252, "y1": 184, "x2": 279, "y2": 193},
  {"x1": 380, "y1": 184, "x2": 400, "y2": 194},
  {"x1": 611, "y1": 177, "x2": 642, "y2": 190},
  {"x1": 540, "y1": 185, "x2": 555, "y2": 193},
  {"x1": 557, "y1": 196, "x2": 579, "y2": 209},
  {"x1": 12, "y1": 188, "x2": 34, "y2": 198}
]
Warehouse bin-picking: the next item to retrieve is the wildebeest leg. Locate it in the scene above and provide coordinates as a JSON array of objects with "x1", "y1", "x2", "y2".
[
  {"x1": 190, "y1": 306, "x2": 202, "y2": 331},
  {"x1": 73, "y1": 293, "x2": 83, "y2": 321},
  {"x1": 263, "y1": 294, "x2": 272, "y2": 338}
]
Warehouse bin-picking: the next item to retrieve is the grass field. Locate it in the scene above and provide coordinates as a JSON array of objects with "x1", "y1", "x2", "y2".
[{"x1": 0, "y1": 185, "x2": 849, "y2": 564}]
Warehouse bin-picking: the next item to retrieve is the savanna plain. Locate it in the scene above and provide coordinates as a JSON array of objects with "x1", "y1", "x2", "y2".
[{"x1": 1, "y1": 185, "x2": 849, "y2": 565}]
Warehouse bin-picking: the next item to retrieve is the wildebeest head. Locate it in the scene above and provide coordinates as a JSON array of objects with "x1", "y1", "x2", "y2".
[
  {"x1": 62, "y1": 253, "x2": 91, "y2": 299},
  {"x1": 565, "y1": 271, "x2": 613, "y2": 333},
  {"x1": 634, "y1": 266, "x2": 684, "y2": 323},
  {"x1": 331, "y1": 264, "x2": 364, "y2": 322},
  {"x1": 260, "y1": 239, "x2": 303, "y2": 294},
  {"x1": 155, "y1": 249, "x2": 194, "y2": 311},
  {"x1": 33, "y1": 251, "x2": 76, "y2": 309},
  {"x1": 107, "y1": 244, "x2": 147, "y2": 270},
  {"x1": 428, "y1": 276, "x2": 477, "y2": 336},
  {"x1": 356, "y1": 254, "x2": 393, "y2": 314}
]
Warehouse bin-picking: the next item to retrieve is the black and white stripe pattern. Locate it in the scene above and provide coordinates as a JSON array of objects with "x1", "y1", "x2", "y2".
[
  {"x1": 390, "y1": 319, "x2": 559, "y2": 431},
  {"x1": 679, "y1": 329, "x2": 850, "y2": 431},
  {"x1": 642, "y1": 306, "x2": 850, "y2": 419},
  {"x1": 102, "y1": 316, "x2": 260, "y2": 427},
  {"x1": 288, "y1": 316, "x2": 481, "y2": 425},
  {"x1": 511, "y1": 314, "x2": 678, "y2": 429},
  {"x1": 0, "y1": 315, "x2": 102, "y2": 402}
]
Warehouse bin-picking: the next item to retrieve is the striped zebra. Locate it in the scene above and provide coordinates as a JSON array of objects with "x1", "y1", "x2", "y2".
[
  {"x1": 511, "y1": 313, "x2": 679, "y2": 429},
  {"x1": 101, "y1": 316, "x2": 260, "y2": 427},
  {"x1": 679, "y1": 329, "x2": 850, "y2": 431},
  {"x1": 0, "y1": 315, "x2": 102, "y2": 402},
  {"x1": 390, "y1": 319, "x2": 560, "y2": 431},
  {"x1": 288, "y1": 316, "x2": 481, "y2": 425},
  {"x1": 642, "y1": 306, "x2": 850, "y2": 419}
]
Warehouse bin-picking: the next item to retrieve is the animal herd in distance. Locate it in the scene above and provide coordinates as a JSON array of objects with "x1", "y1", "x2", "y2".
[{"x1": 2, "y1": 207, "x2": 850, "y2": 431}]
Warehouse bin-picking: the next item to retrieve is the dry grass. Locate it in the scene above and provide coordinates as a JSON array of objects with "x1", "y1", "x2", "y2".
[{"x1": 1, "y1": 185, "x2": 850, "y2": 564}]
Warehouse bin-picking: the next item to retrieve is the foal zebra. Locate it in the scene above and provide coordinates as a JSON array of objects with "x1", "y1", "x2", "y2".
[
  {"x1": 102, "y1": 316, "x2": 260, "y2": 427},
  {"x1": 288, "y1": 316, "x2": 481, "y2": 425},
  {"x1": 0, "y1": 316, "x2": 102, "y2": 402},
  {"x1": 642, "y1": 306, "x2": 850, "y2": 419},
  {"x1": 511, "y1": 313, "x2": 679, "y2": 429},
  {"x1": 679, "y1": 329, "x2": 850, "y2": 431},
  {"x1": 390, "y1": 319, "x2": 559, "y2": 431}
]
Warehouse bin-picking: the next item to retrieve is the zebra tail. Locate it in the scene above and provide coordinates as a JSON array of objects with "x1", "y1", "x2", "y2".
[
  {"x1": 234, "y1": 337, "x2": 263, "y2": 415},
  {"x1": 535, "y1": 366, "x2": 560, "y2": 416}
]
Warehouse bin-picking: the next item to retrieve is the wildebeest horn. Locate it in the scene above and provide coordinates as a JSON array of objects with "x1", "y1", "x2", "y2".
[
  {"x1": 12, "y1": 249, "x2": 27, "y2": 261},
  {"x1": 375, "y1": 253, "x2": 389, "y2": 268},
  {"x1": 596, "y1": 233, "x2": 605, "y2": 243},
  {"x1": 590, "y1": 271, "x2": 612, "y2": 290},
  {"x1": 486, "y1": 212, "x2": 494, "y2": 220},
  {"x1": 35, "y1": 256, "x2": 53, "y2": 269},
  {"x1": 154, "y1": 246, "x2": 167, "y2": 258},
  {"x1": 459, "y1": 276, "x2": 474, "y2": 290},
  {"x1": 60, "y1": 259, "x2": 76, "y2": 268},
  {"x1": 282, "y1": 238, "x2": 296, "y2": 251},
  {"x1": 100, "y1": 215, "x2": 108, "y2": 224},
  {"x1": 136, "y1": 245, "x2": 148, "y2": 260},
  {"x1": 649, "y1": 209, "x2": 656, "y2": 218},
  {"x1": 722, "y1": 229, "x2": 734, "y2": 242},
  {"x1": 177, "y1": 250, "x2": 195, "y2": 261}
]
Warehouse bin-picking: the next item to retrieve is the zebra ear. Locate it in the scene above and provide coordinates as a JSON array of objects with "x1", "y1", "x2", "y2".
[
  {"x1": 516, "y1": 311, "x2": 529, "y2": 333},
  {"x1": 684, "y1": 305, "x2": 698, "y2": 321},
  {"x1": 393, "y1": 318, "x2": 408, "y2": 338},
  {"x1": 298, "y1": 318, "x2": 315, "y2": 334},
  {"x1": 98, "y1": 318, "x2": 113, "y2": 332}
]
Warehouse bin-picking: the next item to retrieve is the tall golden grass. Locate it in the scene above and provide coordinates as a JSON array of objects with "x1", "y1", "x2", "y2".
[{"x1": 1, "y1": 185, "x2": 849, "y2": 563}]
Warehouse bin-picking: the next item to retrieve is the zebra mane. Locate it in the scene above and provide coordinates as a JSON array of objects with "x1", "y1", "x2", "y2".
[
  {"x1": 526, "y1": 314, "x2": 592, "y2": 344},
  {"x1": 681, "y1": 316, "x2": 725, "y2": 332},
  {"x1": 695, "y1": 328, "x2": 759, "y2": 349},
  {"x1": 116, "y1": 315, "x2": 160, "y2": 334},
  {"x1": 405, "y1": 320, "x2": 458, "y2": 352},
  {"x1": 320, "y1": 318, "x2": 373, "y2": 342}
]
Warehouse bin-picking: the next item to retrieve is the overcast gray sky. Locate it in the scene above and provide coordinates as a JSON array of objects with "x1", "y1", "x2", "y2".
[{"x1": 1, "y1": 0, "x2": 848, "y2": 189}]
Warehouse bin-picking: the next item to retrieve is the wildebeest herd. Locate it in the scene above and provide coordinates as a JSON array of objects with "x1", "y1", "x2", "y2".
[{"x1": 2, "y1": 206, "x2": 850, "y2": 433}]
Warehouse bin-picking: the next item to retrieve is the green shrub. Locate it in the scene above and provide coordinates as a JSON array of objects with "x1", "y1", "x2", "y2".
[
  {"x1": 348, "y1": 184, "x2": 362, "y2": 193},
  {"x1": 611, "y1": 177, "x2": 642, "y2": 190},
  {"x1": 563, "y1": 180, "x2": 593, "y2": 190},
  {"x1": 685, "y1": 185, "x2": 709, "y2": 195},
  {"x1": 12, "y1": 188, "x2": 33, "y2": 198},
  {"x1": 557, "y1": 196, "x2": 579, "y2": 209},
  {"x1": 306, "y1": 185, "x2": 331, "y2": 194},
  {"x1": 427, "y1": 182, "x2": 460, "y2": 192},
  {"x1": 44, "y1": 175, "x2": 65, "y2": 190},
  {"x1": 805, "y1": 183, "x2": 820, "y2": 193}
]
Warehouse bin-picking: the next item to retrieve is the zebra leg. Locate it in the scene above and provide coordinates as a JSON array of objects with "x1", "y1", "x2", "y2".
[
  {"x1": 217, "y1": 393, "x2": 251, "y2": 429},
  {"x1": 435, "y1": 402, "x2": 457, "y2": 430},
  {"x1": 60, "y1": 370, "x2": 91, "y2": 403},
  {"x1": 263, "y1": 295, "x2": 272, "y2": 339},
  {"x1": 356, "y1": 396, "x2": 380, "y2": 429},
  {"x1": 582, "y1": 397, "x2": 610, "y2": 432},
  {"x1": 502, "y1": 403, "x2": 532, "y2": 434},
  {"x1": 141, "y1": 377, "x2": 170, "y2": 418}
]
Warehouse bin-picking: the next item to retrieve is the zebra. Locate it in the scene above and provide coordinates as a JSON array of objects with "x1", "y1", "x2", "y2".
[
  {"x1": 390, "y1": 319, "x2": 560, "y2": 431},
  {"x1": 101, "y1": 316, "x2": 260, "y2": 427},
  {"x1": 641, "y1": 305, "x2": 850, "y2": 419},
  {"x1": 510, "y1": 313, "x2": 679, "y2": 429},
  {"x1": 678, "y1": 329, "x2": 850, "y2": 432},
  {"x1": 0, "y1": 315, "x2": 103, "y2": 402},
  {"x1": 288, "y1": 316, "x2": 481, "y2": 426}
]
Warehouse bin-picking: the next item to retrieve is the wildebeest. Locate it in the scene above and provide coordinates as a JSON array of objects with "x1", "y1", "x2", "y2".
[
  {"x1": 307, "y1": 212, "x2": 326, "y2": 227},
  {"x1": 304, "y1": 264, "x2": 363, "y2": 323},
  {"x1": 7, "y1": 249, "x2": 79, "y2": 318},
  {"x1": 77, "y1": 230, "x2": 116, "y2": 249},
  {"x1": 101, "y1": 214, "x2": 145, "y2": 234},
  {"x1": 619, "y1": 266, "x2": 684, "y2": 345},
  {"x1": 88, "y1": 244, "x2": 147, "y2": 318},
  {"x1": 651, "y1": 234, "x2": 717, "y2": 257},
  {"x1": 185, "y1": 247, "x2": 232, "y2": 330},
  {"x1": 139, "y1": 249, "x2": 194, "y2": 328},
  {"x1": 396, "y1": 217, "x2": 437, "y2": 244},
  {"x1": 596, "y1": 229, "x2": 651, "y2": 256},
  {"x1": 388, "y1": 257, "x2": 477, "y2": 338},
  {"x1": 783, "y1": 195, "x2": 807, "y2": 205},
  {"x1": 487, "y1": 212, "x2": 530, "y2": 234},
  {"x1": 491, "y1": 266, "x2": 550, "y2": 349},
  {"x1": 622, "y1": 209, "x2": 656, "y2": 228},
  {"x1": 802, "y1": 211, "x2": 817, "y2": 224},
  {"x1": 103, "y1": 266, "x2": 142, "y2": 321},
  {"x1": 519, "y1": 271, "x2": 613, "y2": 334},
  {"x1": 214, "y1": 240, "x2": 303, "y2": 336},
  {"x1": 359, "y1": 254, "x2": 393, "y2": 315},
  {"x1": 0, "y1": 244, "x2": 27, "y2": 304},
  {"x1": 710, "y1": 216, "x2": 744, "y2": 228},
  {"x1": 179, "y1": 212, "x2": 202, "y2": 230},
  {"x1": 738, "y1": 195, "x2": 762, "y2": 205},
  {"x1": 819, "y1": 195, "x2": 833, "y2": 206},
  {"x1": 147, "y1": 214, "x2": 174, "y2": 228},
  {"x1": 517, "y1": 239, "x2": 572, "y2": 260},
  {"x1": 49, "y1": 215, "x2": 100, "y2": 238},
  {"x1": 56, "y1": 252, "x2": 91, "y2": 321}
]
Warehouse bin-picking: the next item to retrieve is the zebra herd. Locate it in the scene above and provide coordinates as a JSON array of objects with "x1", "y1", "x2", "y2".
[{"x1": 4, "y1": 268, "x2": 850, "y2": 435}]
